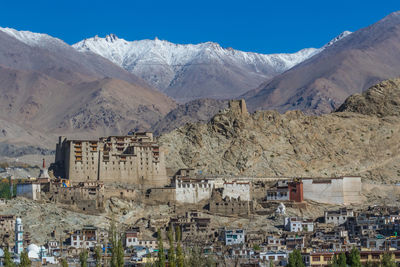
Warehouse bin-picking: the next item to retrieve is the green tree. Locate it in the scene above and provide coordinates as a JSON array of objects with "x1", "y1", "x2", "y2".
[
  {"x1": 336, "y1": 252, "x2": 347, "y2": 267},
  {"x1": 109, "y1": 220, "x2": 119, "y2": 267},
  {"x1": 117, "y1": 238, "x2": 124, "y2": 267},
  {"x1": 79, "y1": 249, "x2": 88, "y2": 267},
  {"x1": 61, "y1": 258, "x2": 69, "y2": 267},
  {"x1": 363, "y1": 260, "x2": 378, "y2": 267},
  {"x1": 381, "y1": 252, "x2": 396, "y2": 267},
  {"x1": 94, "y1": 246, "x2": 102, "y2": 267},
  {"x1": 186, "y1": 246, "x2": 203, "y2": 267},
  {"x1": 157, "y1": 229, "x2": 165, "y2": 267},
  {"x1": 18, "y1": 250, "x2": 31, "y2": 267},
  {"x1": 168, "y1": 226, "x2": 176, "y2": 267},
  {"x1": 175, "y1": 227, "x2": 184, "y2": 267},
  {"x1": 348, "y1": 247, "x2": 361, "y2": 267},
  {"x1": 328, "y1": 254, "x2": 339, "y2": 267},
  {"x1": 4, "y1": 248, "x2": 14, "y2": 267},
  {"x1": 288, "y1": 249, "x2": 305, "y2": 267},
  {"x1": 145, "y1": 251, "x2": 153, "y2": 267}
]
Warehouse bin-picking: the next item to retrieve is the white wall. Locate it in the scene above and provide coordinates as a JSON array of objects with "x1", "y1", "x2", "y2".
[
  {"x1": 175, "y1": 180, "x2": 213, "y2": 204},
  {"x1": 303, "y1": 177, "x2": 361, "y2": 205},
  {"x1": 16, "y1": 184, "x2": 41, "y2": 200},
  {"x1": 223, "y1": 182, "x2": 250, "y2": 201}
]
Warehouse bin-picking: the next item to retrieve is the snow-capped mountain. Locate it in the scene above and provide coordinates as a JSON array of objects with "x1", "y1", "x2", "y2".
[
  {"x1": 0, "y1": 27, "x2": 70, "y2": 51},
  {"x1": 73, "y1": 32, "x2": 351, "y2": 101}
]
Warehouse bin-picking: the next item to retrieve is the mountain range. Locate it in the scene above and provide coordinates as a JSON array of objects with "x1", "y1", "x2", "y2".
[
  {"x1": 73, "y1": 32, "x2": 350, "y2": 102},
  {"x1": 1, "y1": 11, "x2": 400, "y2": 163},
  {"x1": 245, "y1": 11, "x2": 400, "y2": 114}
]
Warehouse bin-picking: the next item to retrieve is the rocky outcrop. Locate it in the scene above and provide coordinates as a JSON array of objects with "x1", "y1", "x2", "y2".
[
  {"x1": 151, "y1": 99, "x2": 228, "y2": 135},
  {"x1": 336, "y1": 78, "x2": 400, "y2": 117},
  {"x1": 160, "y1": 81, "x2": 400, "y2": 182}
]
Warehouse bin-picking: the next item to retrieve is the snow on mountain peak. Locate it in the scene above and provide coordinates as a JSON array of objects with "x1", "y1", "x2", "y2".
[
  {"x1": 323, "y1": 31, "x2": 352, "y2": 48},
  {"x1": 0, "y1": 26, "x2": 67, "y2": 48},
  {"x1": 105, "y1": 34, "x2": 118, "y2": 43},
  {"x1": 72, "y1": 34, "x2": 321, "y2": 90}
]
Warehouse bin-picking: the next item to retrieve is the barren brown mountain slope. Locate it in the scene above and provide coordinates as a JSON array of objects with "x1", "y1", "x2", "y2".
[
  {"x1": 160, "y1": 78, "x2": 400, "y2": 182},
  {"x1": 245, "y1": 11, "x2": 400, "y2": 114},
  {"x1": 0, "y1": 66, "x2": 176, "y2": 153}
]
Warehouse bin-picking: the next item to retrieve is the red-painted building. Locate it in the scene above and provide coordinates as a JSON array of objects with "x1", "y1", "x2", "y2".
[{"x1": 288, "y1": 181, "x2": 303, "y2": 202}]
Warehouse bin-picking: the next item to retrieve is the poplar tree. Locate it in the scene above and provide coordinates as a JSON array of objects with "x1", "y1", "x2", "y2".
[
  {"x1": 61, "y1": 258, "x2": 69, "y2": 267},
  {"x1": 18, "y1": 250, "x2": 31, "y2": 267},
  {"x1": 109, "y1": 220, "x2": 124, "y2": 267},
  {"x1": 337, "y1": 252, "x2": 347, "y2": 267},
  {"x1": 348, "y1": 247, "x2": 361, "y2": 267},
  {"x1": 168, "y1": 226, "x2": 176, "y2": 267},
  {"x1": 79, "y1": 249, "x2": 88, "y2": 267},
  {"x1": 328, "y1": 254, "x2": 338, "y2": 267},
  {"x1": 94, "y1": 245, "x2": 102, "y2": 267},
  {"x1": 3, "y1": 248, "x2": 14, "y2": 267},
  {"x1": 157, "y1": 229, "x2": 165, "y2": 267},
  {"x1": 381, "y1": 252, "x2": 396, "y2": 267},
  {"x1": 175, "y1": 227, "x2": 184, "y2": 267},
  {"x1": 117, "y1": 238, "x2": 124, "y2": 267},
  {"x1": 288, "y1": 249, "x2": 304, "y2": 267}
]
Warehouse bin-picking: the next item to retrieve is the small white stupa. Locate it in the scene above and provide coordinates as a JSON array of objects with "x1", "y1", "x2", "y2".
[
  {"x1": 276, "y1": 202, "x2": 286, "y2": 215},
  {"x1": 38, "y1": 159, "x2": 50, "y2": 179}
]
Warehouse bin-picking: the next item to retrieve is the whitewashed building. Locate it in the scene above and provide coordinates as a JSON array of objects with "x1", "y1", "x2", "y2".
[
  {"x1": 324, "y1": 208, "x2": 354, "y2": 225},
  {"x1": 284, "y1": 217, "x2": 314, "y2": 232},
  {"x1": 225, "y1": 229, "x2": 245, "y2": 246}
]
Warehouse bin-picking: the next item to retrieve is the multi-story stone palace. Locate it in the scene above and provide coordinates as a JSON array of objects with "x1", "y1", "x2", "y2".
[{"x1": 54, "y1": 132, "x2": 168, "y2": 187}]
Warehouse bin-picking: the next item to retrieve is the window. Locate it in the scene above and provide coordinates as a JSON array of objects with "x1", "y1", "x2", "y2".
[{"x1": 312, "y1": 256, "x2": 320, "y2": 261}]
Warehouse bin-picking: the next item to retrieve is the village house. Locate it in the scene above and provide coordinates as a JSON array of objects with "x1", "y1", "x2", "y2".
[
  {"x1": 259, "y1": 251, "x2": 288, "y2": 263},
  {"x1": 224, "y1": 229, "x2": 245, "y2": 246},
  {"x1": 70, "y1": 225, "x2": 98, "y2": 249},
  {"x1": 324, "y1": 208, "x2": 354, "y2": 225},
  {"x1": 169, "y1": 210, "x2": 211, "y2": 240},
  {"x1": 284, "y1": 217, "x2": 314, "y2": 232},
  {"x1": 125, "y1": 227, "x2": 140, "y2": 248},
  {"x1": 265, "y1": 235, "x2": 286, "y2": 251}
]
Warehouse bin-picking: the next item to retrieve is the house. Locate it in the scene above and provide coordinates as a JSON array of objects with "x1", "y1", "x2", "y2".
[
  {"x1": 225, "y1": 229, "x2": 245, "y2": 246},
  {"x1": 125, "y1": 227, "x2": 140, "y2": 248},
  {"x1": 259, "y1": 251, "x2": 288, "y2": 263},
  {"x1": 265, "y1": 236, "x2": 286, "y2": 251},
  {"x1": 170, "y1": 210, "x2": 211, "y2": 240},
  {"x1": 70, "y1": 225, "x2": 98, "y2": 249},
  {"x1": 325, "y1": 208, "x2": 354, "y2": 225},
  {"x1": 284, "y1": 217, "x2": 314, "y2": 232}
]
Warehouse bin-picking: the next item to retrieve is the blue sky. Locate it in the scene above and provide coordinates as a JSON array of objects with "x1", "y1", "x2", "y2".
[{"x1": 0, "y1": 0, "x2": 399, "y2": 53}]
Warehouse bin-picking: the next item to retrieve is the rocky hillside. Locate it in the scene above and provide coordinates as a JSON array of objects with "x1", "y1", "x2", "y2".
[
  {"x1": 160, "y1": 79, "x2": 400, "y2": 182},
  {"x1": 151, "y1": 99, "x2": 228, "y2": 135},
  {"x1": 336, "y1": 79, "x2": 400, "y2": 117}
]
